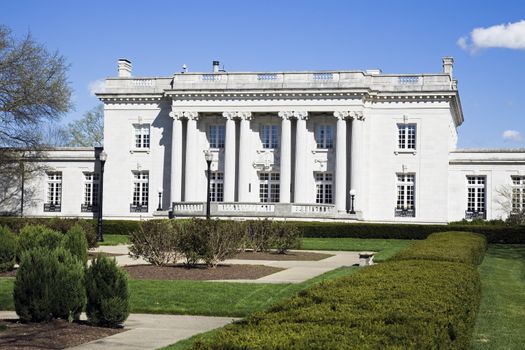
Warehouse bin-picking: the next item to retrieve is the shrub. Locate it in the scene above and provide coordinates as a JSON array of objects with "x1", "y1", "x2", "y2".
[
  {"x1": 85, "y1": 256, "x2": 130, "y2": 327},
  {"x1": 129, "y1": 220, "x2": 180, "y2": 266},
  {"x1": 17, "y1": 225, "x2": 62, "y2": 261},
  {"x1": 0, "y1": 226, "x2": 17, "y2": 272},
  {"x1": 270, "y1": 222, "x2": 302, "y2": 254},
  {"x1": 178, "y1": 219, "x2": 211, "y2": 267},
  {"x1": 202, "y1": 220, "x2": 244, "y2": 267},
  {"x1": 103, "y1": 220, "x2": 141, "y2": 236},
  {"x1": 14, "y1": 247, "x2": 85, "y2": 322},
  {"x1": 392, "y1": 231, "x2": 487, "y2": 265},
  {"x1": 62, "y1": 224, "x2": 89, "y2": 264},
  {"x1": 245, "y1": 219, "x2": 274, "y2": 252}
]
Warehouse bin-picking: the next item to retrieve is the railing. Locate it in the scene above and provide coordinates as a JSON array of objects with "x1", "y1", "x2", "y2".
[
  {"x1": 218, "y1": 203, "x2": 275, "y2": 212},
  {"x1": 130, "y1": 79, "x2": 154, "y2": 87},
  {"x1": 201, "y1": 74, "x2": 222, "y2": 81},
  {"x1": 44, "y1": 203, "x2": 61, "y2": 212},
  {"x1": 291, "y1": 204, "x2": 335, "y2": 214},
  {"x1": 395, "y1": 208, "x2": 416, "y2": 217},
  {"x1": 173, "y1": 202, "x2": 204, "y2": 213},
  {"x1": 130, "y1": 204, "x2": 148, "y2": 213},
  {"x1": 398, "y1": 76, "x2": 420, "y2": 85},
  {"x1": 81, "y1": 204, "x2": 98, "y2": 213},
  {"x1": 257, "y1": 73, "x2": 278, "y2": 81},
  {"x1": 313, "y1": 73, "x2": 333, "y2": 80},
  {"x1": 465, "y1": 210, "x2": 486, "y2": 220}
]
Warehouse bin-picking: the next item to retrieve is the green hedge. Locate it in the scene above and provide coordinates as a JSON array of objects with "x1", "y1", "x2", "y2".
[
  {"x1": 102, "y1": 220, "x2": 140, "y2": 235},
  {"x1": 392, "y1": 231, "x2": 487, "y2": 265},
  {"x1": 290, "y1": 221, "x2": 524, "y2": 244},
  {"x1": 195, "y1": 259, "x2": 481, "y2": 350}
]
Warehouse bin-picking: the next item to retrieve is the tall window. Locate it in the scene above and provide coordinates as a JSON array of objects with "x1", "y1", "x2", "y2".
[
  {"x1": 397, "y1": 124, "x2": 416, "y2": 150},
  {"x1": 131, "y1": 171, "x2": 149, "y2": 212},
  {"x1": 134, "y1": 124, "x2": 150, "y2": 149},
  {"x1": 396, "y1": 174, "x2": 415, "y2": 217},
  {"x1": 315, "y1": 173, "x2": 333, "y2": 204},
  {"x1": 315, "y1": 125, "x2": 334, "y2": 149},
  {"x1": 209, "y1": 125, "x2": 225, "y2": 148},
  {"x1": 466, "y1": 176, "x2": 486, "y2": 218},
  {"x1": 511, "y1": 176, "x2": 525, "y2": 212},
  {"x1": 259, "y1": 172, "x2": 280, "y2": 202},
  {"x1": 261, "y1": 125, "x2": 279, "y2": 149},
  {"x1": 210, "y1": 171, "x2": 224, "y2": 202},
  {"x1": 45, "y1": 172, "x2": 62, "y2": 212},
  {"x1": 82, "y1": 172, "x2": 99, "y2": 212}
]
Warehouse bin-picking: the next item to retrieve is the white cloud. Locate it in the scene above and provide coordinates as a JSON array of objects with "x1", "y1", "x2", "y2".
[
  {"x1": 88, "y1": 79, "x2": 106, "y2": 96},
  {"x1": 458, "y1": 20, "x2": 525, "y2": 53},
  {"x1": 502, "y1": 130, "x2": 522, "y2": 142}
]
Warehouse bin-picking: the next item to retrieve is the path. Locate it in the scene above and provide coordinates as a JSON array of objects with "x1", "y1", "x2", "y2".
[{"x1": 0, "y1": 311, "x2": 237, "y2": 350}]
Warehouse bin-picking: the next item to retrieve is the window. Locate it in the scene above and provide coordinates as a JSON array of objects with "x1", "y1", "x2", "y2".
[
  {"x1": 134, "y1": 124, "x2": 150, "y2": 149},
  {"x1": 511, "y1": 176, "x2": 525, "y2": 212},
  {"x1": 315, "y1": 125, "x2": 334, "y2": 149},
  {"x1": 259, "y1": 172, "x2": 280, "y2": 202},
  {"x1": 397, "y1": 124, "x2": 416, "y2": 150},
  {"x1": 210, "y1": 172, "x2": 224, "y2": 202},
  {"x1": 82, "y1": 172, "x2": 99, "y2": 212},
  {"x1": 131, "y1": 171, "x2": 149, "y2": 212},
  {"x1": 395, "y1": 174, "x2": 415, "y2": 217},
  {"x1": 261, "y1": 125, "x2": 279, "y2": 149},
  {"x1": 315, "y1": 172, "x2": 333, "y2": 204},
  {"x1": 466, "y1": 176, "x2": 486, "y2": 219},
  {"x1": 45, "y1": 172, "x2": 62, "y2": 212},
  {"x1": 209, "y1": 125, "x2": 225, "y2": 148}
]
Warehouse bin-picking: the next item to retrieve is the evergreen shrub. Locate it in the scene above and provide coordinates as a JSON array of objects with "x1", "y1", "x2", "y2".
[
  {"x1": 17, "y1": 225, "x2": 62, "y2": 261},
  {"x1": 0, "y1": 226, "x2": 17, "y2": 272},
  {"x1": 62, "y1": 224, "x2": 89, "y2": 264}
]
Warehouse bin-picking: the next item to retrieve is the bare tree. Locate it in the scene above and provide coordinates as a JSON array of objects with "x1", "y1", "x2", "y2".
[
  {"x1": 494, "y1": 185, "x2": 525, "y2": 224},
  {"x1": 66, "y1": 104, "x2": 103, "y2": 147}
]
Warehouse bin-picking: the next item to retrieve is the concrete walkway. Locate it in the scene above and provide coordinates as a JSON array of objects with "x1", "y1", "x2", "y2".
[
  {"x1": 91, "y1": 246, "x2": 362, "y2": 284},
  {"x1": 0, "y1": 311, "x2": 237, "y2": 350}
]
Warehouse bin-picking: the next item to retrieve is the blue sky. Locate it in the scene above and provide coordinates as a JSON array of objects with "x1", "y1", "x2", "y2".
[{"x1": 1, "y1": 0, "x2": 524, "y2": 148}]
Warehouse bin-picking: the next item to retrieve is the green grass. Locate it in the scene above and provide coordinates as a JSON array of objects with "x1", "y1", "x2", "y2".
[
  {"x1": 0, "y1": 278, "x2": 13, "y2": 310},
  {"x1": 472, "y1": 244, "x2": 525, "y2": 350},
  {"x1": 98, "y1": 234, "x2": 130, "y2": 246},
  {"x1": 301, "y1": 237, "x2": 414, "y2": 261},
  {"x1": 158, "y1": 329, "x2": 219, "y2": 350}
]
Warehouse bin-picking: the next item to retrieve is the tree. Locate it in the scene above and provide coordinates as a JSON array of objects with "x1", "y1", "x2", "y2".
[
  {"x1": 0, "y1": 25, "x2": 72, "y2": 148},
  {"x1": 66, "y1": 105, "x2": 104, "y2": 147},
  {"x1": 494, "y1": 185, "x2": 525, "y2": 224}
]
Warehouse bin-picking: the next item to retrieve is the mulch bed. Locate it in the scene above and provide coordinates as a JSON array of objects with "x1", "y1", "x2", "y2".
[
  {"x1": 123, "y1": 264, "x2": 284, "y2": 281},
  {"x1": 232, "y1": 251, "x2": 333, "y2": 261},
  {"x1": 0, "y1": 318, "x2": 124, "y2": 350}
]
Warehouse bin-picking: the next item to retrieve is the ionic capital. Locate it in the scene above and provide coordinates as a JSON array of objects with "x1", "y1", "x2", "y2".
[
  {"x1": 333, "y1": 110, "x2": 350, "y2": 120},
  {"x1": 169, "y1": 111, "x2": 198, "y2": 120},
  {"x1": 278, "y1": 111, "x2": 294, "y2": 120},
  {"x1": 349, "y1": 111, "x2": 365, "y2": 121}
]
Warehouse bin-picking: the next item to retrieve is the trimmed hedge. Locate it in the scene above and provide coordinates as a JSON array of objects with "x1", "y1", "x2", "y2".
[
  {"x1": 392, "y1": 231, "x2": 487, "y2": 265},
  {"x1": 290, "y1": 221, "x2": 524, "y2": 244},
  {"x1": 194, "y1": 260, "x2": 481, "y2": 350}
]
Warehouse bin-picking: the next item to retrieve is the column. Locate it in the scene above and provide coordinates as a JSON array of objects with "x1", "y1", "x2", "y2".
[
  {"x1": 293, "y1": 111, "x2": 309, "y2": 203},
  {"x1": 350, "y1": 112, "x2": 364, "y2": 212},
  {"x1": 237, "y1": 112, "x2": 252, "y2": 202},
  {"x1": 334, "y1": 111, "x2": 348, "y2": 212},
  {"x1": 169, "y1": 111, "x2": 183, "y2": 203},
  {"x1": 223, "y1": 112, "x2": 237, "y2": 202},
  {"x1": 278, "y1": 111, "x2": 292, "y2": 203},
  {"x1": 184, "y1": 112, "x2": 199, "y2": 201}
]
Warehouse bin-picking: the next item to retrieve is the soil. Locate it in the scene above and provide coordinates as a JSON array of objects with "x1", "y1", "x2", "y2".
[
  {"x1": 0, "y1": 318, "x2": 124, "y2": 350},
  {"x1": 123, "y1": 264, "x2": 284, "y2": 281},
  {"x1": 232, "y1": 251, "x2": 333, "y2": 261}
]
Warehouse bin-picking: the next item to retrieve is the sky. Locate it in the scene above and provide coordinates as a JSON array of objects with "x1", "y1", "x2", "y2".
[{"x1": 1, "y1": 0, "x2": 524, "y2": 148}]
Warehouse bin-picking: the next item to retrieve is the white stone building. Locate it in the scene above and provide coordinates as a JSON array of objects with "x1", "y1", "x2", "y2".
[{"x1": 3, "y1": 58, "x2": 525, "y2": 223}]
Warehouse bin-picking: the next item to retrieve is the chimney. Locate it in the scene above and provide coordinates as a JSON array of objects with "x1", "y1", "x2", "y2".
[
  {"x1": 118, "y1": 59, "x2": 132, "y2": 77},
  {"x1": 213, "y1": 60, "x2": 220, "y2": 73},
  {"x1": 442, "y1": 57, "x2": 454, "y2": 76}
]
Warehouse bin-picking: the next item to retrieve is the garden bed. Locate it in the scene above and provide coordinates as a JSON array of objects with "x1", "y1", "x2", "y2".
[
  {"x1": 87, "y1": 252, "x2": 124, "y2": 260},
  {"x1": 0, "y1": 318, "x2": 124, "y2": 350},
  {"x1": 123, "y1": 264, "x2": 283, "y2": 281},
  {"x1": 232, "y1": 251, "x2": 332, "y2": 261}
]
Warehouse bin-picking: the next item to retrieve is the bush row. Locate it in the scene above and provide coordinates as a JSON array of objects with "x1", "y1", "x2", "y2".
[
  {"x1": 194, "y1": 232, "x2": 485, "y2": 349},
  {"x1": 291, "y1": 221, "x2": 525, "y2": 244},
  {"x1": 392, "y1": 231, "x2": 487, "y2": 266},
  {"x1": 130, "y1": 219, "x2": 301, "y2": 267}
]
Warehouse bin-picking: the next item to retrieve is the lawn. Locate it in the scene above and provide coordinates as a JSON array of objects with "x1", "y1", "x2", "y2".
[
  {"x1": 0, "y1": 267, "x2": 357, "y2": 317},
  {"x1": 472, "y1": 244, "x2": 525, "y2": 350},
  {"x1": 98, "y1": 234, "x2": 130, "y2": 246},
  {"x1": 301, "y1": 237, "x2": 414, "y2": 261}
]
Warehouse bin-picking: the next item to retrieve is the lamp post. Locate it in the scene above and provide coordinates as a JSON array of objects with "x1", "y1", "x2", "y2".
[
  {"x1": 96, "y1": 150, "x2": 107, "y2": 242},
  {"x1": 157, "y1": 187, "x2": 163, "y2": 211},
  {"x1": 204, "y1": 150, "x2": 213, "y2": 220},
  {"x1": 349, "y1": 189, "x2": 356, "y2": 214}
]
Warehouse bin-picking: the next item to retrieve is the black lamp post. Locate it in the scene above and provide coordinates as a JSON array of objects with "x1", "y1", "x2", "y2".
[
  {"x1": 96, "y1": 150, "x2": 107, "y2": 242},
  {"x1": 157, "y1": 187, "x2": 163, "y2": 211},
  {"x1": 349, "y1": 188, "x2": 356, "y2": 214},
  {"x1": 204, "y1": 150, "x2": 213, "y2": 220}
]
